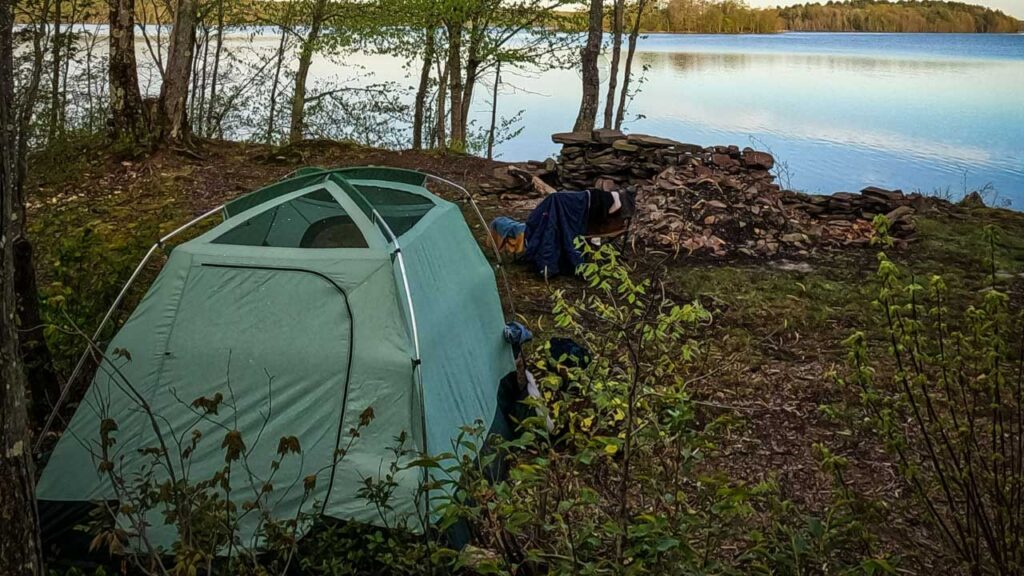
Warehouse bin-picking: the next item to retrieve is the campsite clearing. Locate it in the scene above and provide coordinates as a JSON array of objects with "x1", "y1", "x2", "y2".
[{"x1": 27, "y1": 137, "x2": 1024, "y2": 571}]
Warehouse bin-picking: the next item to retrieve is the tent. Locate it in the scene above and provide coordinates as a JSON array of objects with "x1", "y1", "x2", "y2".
[{"x1": 36, "y1": 167, "x2": 515, "y2": 549}]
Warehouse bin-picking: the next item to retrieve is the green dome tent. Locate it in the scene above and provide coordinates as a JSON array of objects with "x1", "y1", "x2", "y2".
[{"x1": 36, "y1": 167, "x2": 515, "y2": 549}]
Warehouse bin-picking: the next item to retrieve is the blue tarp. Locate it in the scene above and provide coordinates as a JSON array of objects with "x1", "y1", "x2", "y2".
[{"x1": 524, "y1": 191, "x2": 588, "y2": 277}]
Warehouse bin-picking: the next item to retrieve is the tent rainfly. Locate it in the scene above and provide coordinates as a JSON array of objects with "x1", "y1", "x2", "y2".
[{"x1": 36, "y1": 166, "x2": 515, "y2": 549}]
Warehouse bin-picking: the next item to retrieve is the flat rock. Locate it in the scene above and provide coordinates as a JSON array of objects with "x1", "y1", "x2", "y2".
[
  {"x1": 592, "y1": 128, "x2": 625, "y2": 144},
  {"x1": 830, "y1": 192, "x2": 859, "y2": 203},
  {"x1": 611, "y1": 139, "x2": 640, "y2": 152},
  {"x1": 861, "y1": 186, "x2": 904, "y2": 203},
  {"x1": 674, "y1": 143, "x2": 705, "y2": 155},
  {"x1": 627, "y1": 133, "x2": 684, "y2": 147},
  {"x1": 884, "y1": 205, "x2": 915, "y2": 221},
  {"x1": 552, "y1": 131, "x2": 594, "y2": 145},
  {"x1": 781, "y1": 232, "x2": 810, "y2": 244}
]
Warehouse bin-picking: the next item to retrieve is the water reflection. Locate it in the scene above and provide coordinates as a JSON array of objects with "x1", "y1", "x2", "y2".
[{"x1": 651, "y1": 49, "x2": 1004, "y2": 75}]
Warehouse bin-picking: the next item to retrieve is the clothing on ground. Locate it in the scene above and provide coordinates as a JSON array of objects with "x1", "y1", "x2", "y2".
[
  {"x1": 489, "y1": 216, "x2": 527, "y2": 260},
  {"x1": 524, "y1": 191, "x2": 589, "y2": 277}
]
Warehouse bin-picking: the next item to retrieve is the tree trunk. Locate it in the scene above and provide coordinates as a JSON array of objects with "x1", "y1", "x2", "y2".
[
  {"x1": 486, "y1": 60, "x2": 500, "y2": 160},
  {"x1": 156, "y1": 0, "x2": 197, "y2": 143},
  {"x1": 1, "y1": 0, "x2": 44, "y2": 570},
  {"x1": 14, "y1": 240, "x2": 59, "y2": 429},
  {"x1": 109, "y1": 0, "x2": 146, "y2": 138},
  {"x1": 47, "y1": 0, "x2": 62, "y2": 139},
  {"x1": 266, "y1": 22, "x2": 288, "y2": 143},
  {"x1": 206, "y1": 0, "x2": 225, "y2": 137},
  {"x1": 288, "y1": 41, "x2": 314, "y2": 143},
  {"x1": 615, "y1": 0, "x2": 647, "y2": 130},
  {"x1": 445, "y1": 21, "x2": 464, "y2": 150},
  {"x1": 192, "y1": 25, "x2": 208, "y2": 135},
  {"x1": 288, "y1": 0, "x2": 327, "y2": 143},
  {"x1": 60, "y1": 0, "x2": 78, "y2": 123},
  {"x1": 435, "y1": 61, "x2": 448, "y2": 149},
  {"x1": 602, "y1": 0, "x2": 625, "y2": 129},
  {"x1": 412, "y1": 27, "x2": 435, "y2": 150},
  {"x1": 14, "y1": 0, "x2": 57, "y2": 431},
  {"x1": 573, "y1": 0, "x2": 603, "y2": 133},
  {"x1": 459, "y1": 20, "x2": 483, "y2": 137}
]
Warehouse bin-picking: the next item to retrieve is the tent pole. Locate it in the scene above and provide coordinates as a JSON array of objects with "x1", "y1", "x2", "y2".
[
  {"x1": 423, "y1": 174, "x2": 517, "y2": 321},
  {"x1": 371, "y1": 210, "x2": 431, "y2": 526},
  {"x1": 34, "y1": 204, "x2": 225, "y2": 452}
]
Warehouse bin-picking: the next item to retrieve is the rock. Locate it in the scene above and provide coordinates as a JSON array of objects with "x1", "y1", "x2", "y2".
[
  {"x1": 627, "y1": 133, "x2": 684, "y2": 148},
  {"x1": 481, "y1": 166, "x2": 524, "y2": 194},
  {"x1": 674, "y1": 143, "x2": 705, "y2": 155},
  {"x1": 543, "y1": 131, "x2": 918, "y2": 258},
  {"x1": 830, "y1": 192, "x2": 859, "y2": 203},
  {"x1": 711, "y1": 154, "x2": 736, "y2": 168},
  {"x1": 552, "y1": 131, "x2": 593, "y2": 145},
  {"x1": 592, "y1": 128, "x2": 625, "y2": 144},
  {"x1": 960, "y1": 191, "x2": 986, "y2": 208},
  {"x1": 741, "y1": 150, "x2": 774, "y2": 170},
  {"x1": 611, "y1": 139, "x2": 640, "y2": 153},
  {"x1": 884, "y1": 205, "x2": 915, "y2": 222},
  {"x1": 781, "y1": 233, "x2": 810, "y2": 244},
  {"x1": 861, "y1": 186, "x2": 904, "y2": 204}
]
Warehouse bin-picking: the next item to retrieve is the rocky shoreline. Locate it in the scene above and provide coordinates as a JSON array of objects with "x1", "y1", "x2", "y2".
[{"x1": 484, "y1": 129, "x2": 960, "y2": 258}]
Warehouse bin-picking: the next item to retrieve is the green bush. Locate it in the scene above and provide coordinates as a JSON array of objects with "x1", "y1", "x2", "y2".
[{"x1": 841, "y1": 222, "x2": 1024, "y2": 574}]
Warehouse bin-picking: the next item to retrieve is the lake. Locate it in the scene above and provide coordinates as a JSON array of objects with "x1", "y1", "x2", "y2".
[
  {"x1": 73, "y1": 28, "x2": 1024, "y2": 205},
  {"x1": 477, "y1": 33, "x2": 1024, "y2": 204}
]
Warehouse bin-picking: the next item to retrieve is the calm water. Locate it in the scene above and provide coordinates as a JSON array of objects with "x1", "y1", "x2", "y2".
[{"x1": 482, "y1": 33, "x2": 1024, "y2": 203}]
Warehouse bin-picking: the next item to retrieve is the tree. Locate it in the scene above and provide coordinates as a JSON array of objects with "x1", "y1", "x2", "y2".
[
  {"x1": 443, "y1": 16, "x2": 465, "y2": 148},
  {"x1": 156, "y1": 0, "x2": 198, "y2": 142},
  {"x1": 412, "y1": 26, "x2": 437, "y2": 150},
  {"x1": 1, "y1": 0, "x2": 44, "y2": 571},
  {"x1": 282, "y1": 0, "x2": 366, "y2": 143},
  {"x1": 573, "y1": 0, "x2": 602, "y2": 133},
  {"x1": 10, "y1": 0, "x2": 60, "y2": 428},
  {"x1": 433, "y1": 0, "x2": 575, "y2": 149},
  {"x1": 288, "y1": 0, "x2": 330, "y2": 142},
  {"x1": 108, "y1": 0, "x2": 146, "y2": 138},
  {"x1": 614, "y1": 0, "x2": 650, "y2": 129},
  {"x1": 602, "y1": 0, "x2": 624, "y2": 129}
]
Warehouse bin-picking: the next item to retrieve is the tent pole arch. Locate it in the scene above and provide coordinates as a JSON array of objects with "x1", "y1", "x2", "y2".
[
  {"x1": 371, "y1": 208, "x2": 431, "y2": 526},
  {"x1": 34, "y1": 204, "x2": 226, "y2": 452},
  {"x1": 422, "y1": 174, "x2": 517, "y2": 321}
]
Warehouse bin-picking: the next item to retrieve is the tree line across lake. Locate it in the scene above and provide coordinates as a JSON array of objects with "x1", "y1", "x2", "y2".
[
  {"x1": 630, "y1": 0, "x2": 1021, "y2": 34},
  {"x1": 39, "y1": 0, "x2": 1024, "y2": 34}
]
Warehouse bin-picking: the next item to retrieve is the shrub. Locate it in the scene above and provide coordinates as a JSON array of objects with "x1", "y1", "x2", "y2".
[{"x1": 841, "y1": 222, "x2": 1023, "y2": 574}]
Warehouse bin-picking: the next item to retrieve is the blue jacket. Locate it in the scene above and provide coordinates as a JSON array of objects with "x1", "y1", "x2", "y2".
[{"x1": 524, "y1": 191, "x2": 588, "y2": 277}]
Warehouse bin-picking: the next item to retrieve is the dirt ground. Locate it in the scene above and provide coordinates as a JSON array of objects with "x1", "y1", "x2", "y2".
[{"x1": 27, "y1": 137, "x2": 1024, "y2": 573}]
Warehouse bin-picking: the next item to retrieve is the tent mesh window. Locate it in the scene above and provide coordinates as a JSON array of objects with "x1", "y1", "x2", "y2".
[
  {"x1": 352, "y1": 184, "x2": 434, "y2": 237},
  {"x1": 213, "y1": 188, "x2": 368, "y2": 248}
]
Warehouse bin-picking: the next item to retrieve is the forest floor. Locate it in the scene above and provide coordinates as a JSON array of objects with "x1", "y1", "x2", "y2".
[{"x1": 26, "y1": 136, "x2": 1024, "y2": 573}]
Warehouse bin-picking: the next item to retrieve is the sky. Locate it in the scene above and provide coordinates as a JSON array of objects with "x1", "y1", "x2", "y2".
[{"x1": 746, "y1": 0, "x2": 1024, "y2": 19}]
